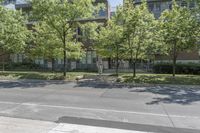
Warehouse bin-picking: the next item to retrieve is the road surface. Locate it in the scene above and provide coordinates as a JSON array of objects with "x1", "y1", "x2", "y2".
[{"x1": 0, "y1": 80, "x2": 199, "y2": 133}]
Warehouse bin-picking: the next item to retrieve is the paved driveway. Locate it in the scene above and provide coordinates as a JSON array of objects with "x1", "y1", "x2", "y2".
[{"x1": 0, "y1": 80, "x2": 199, "y2": 133}]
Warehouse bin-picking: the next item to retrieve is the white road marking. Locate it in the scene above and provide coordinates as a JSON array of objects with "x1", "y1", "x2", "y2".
[
  {"x1": 0, "y1": 101, "x2": 199, "y2": 119},
  {"x1": 49, "y1": 123, "x2": 152, "y2": 133}
]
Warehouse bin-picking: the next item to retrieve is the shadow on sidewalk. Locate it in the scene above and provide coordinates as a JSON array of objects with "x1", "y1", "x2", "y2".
[{"x1": 56, "y1": 116, "x2": 200, "y2": 133}]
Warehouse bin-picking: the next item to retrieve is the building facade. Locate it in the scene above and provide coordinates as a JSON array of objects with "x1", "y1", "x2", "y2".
[
  {"x1": 2, "y1": 0, "x2": 16, "y2": 5},
  {"x1": 134, "y1": 0, "x2": 196, "y2": 18}
]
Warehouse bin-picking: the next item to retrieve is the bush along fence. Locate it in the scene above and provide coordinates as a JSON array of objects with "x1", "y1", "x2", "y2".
[{"x1": 153, "y1": 63, "x2": 200, "y2": 75}]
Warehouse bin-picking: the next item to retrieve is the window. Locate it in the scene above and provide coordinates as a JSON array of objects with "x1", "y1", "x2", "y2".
[
  {"x1": 155, "y1": 2, "x2": 161, "y2": 12},
  {"x1": 148, "y1": 3, "x2": 154, "y2": 12},
  {"x1": 81, "y1": 56, "x2": 86, "y2": 64},
  {"x1": 77, "y1": 27, "x2": 82, "y2": 36},
  {"x1": 181, "y1": 1, "x2": 187, "y2": 7},
  {"x1": 92, "y1": 51, "x2": 97, "y2": 63},
  {"x1": 169, "y1": 3, "x2": 172, "y2": 10},
  {"x1": 4, "y1": 0, "x2": 16, "y2": 4},
  {"x1": 189, "y1": 1, "x2": 195, "y2": 8},
  {"x1": 87, "y1": 51, "x2": 92, "y2": 64},
  {"x1": 99, "y1": 9, "x2": 106, "y2": 17}
]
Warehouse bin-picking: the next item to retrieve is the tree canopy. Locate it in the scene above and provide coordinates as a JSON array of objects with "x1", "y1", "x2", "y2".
[
  {"x1": 0, "y1": 5, "x2": 29, "y2": 57},
  {"x1": 122, "y1": 0, "x2": 157, "y2": 77},
  {"x1": 31, "y1": 0, "x2": 103, "y2": 76},
  {"x1": 159, "y1": 0, "x2": 199, "y2": 77},
  {"x1": 95, "y1": 6, "x2": 124, "y2": 76}
]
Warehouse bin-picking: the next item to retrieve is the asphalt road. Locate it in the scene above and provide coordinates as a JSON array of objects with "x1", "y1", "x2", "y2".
[{"x1": 0, "y1": 80, "x2": 200, "y2": 133}]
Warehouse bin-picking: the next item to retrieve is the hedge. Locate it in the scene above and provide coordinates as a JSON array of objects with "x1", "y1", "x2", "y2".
[
  {"x1": 0, "y1": 62, "x2": 40, "y2": 71},
  {"x1": 153, "y1": 63, "x2": 200, "y2": 75}
]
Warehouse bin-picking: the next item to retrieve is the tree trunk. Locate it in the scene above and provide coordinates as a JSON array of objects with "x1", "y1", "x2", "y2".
[
  {"x1": 108, "y1": 58, "x2": 111, "y2": 69},
  {"x1": 173, "y1": 58, "x2": 176, "y2": 78},
  {"x1": 63, "y1": 37, "x2": 67, "y2": 77},
  {"x1": 2, "y1": 56, "x2": 5, "y2": 72},
  {"x1": 172, "y1": 43, "x2": 177, "y2": 78},
  {"x1": 116, "y1": 44, "x2": 119, "y2": 77},
  {"x1": 128, "y1": 37, "x2": 136, "y2": 78},
  {"x1": 131, "y1": 49, "x2": 136, "y2": 78},
  {"x1": 133, "y1": 61, "x2": 136, "y2": 77},
  {"x1": 51, "y1": 58, "x2": 55, "y2": 72},
  {"x1": 130, "y1": 51, "x2": 136, "y2": 78}
]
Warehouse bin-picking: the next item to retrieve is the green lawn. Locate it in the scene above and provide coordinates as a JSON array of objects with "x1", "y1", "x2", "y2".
[
  {"x1": 122, "y1": 74, "x2": 200, "y2": 85},
  {"x1": 0, "y1": 71, "x2": 199, "y2": 85},
  {"x1": 0, "y1": 71, "x2": 96, "y2": 81}
]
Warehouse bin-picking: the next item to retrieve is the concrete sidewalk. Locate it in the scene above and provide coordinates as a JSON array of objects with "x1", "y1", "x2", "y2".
[
  {"x1": 0, "y1": 116, "x2": 150, "y2": 133},
  {"x1": 0, "y1": 116, "x2": 56, "y2": 133}
]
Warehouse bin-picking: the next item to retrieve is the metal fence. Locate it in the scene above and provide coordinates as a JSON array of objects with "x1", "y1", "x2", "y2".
[{"x1": 103, "y1": 62, "x2": 153, "y2": 73}]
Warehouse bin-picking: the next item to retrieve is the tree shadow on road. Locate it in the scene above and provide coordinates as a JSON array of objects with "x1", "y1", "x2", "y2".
[
  {"x1": 0, "y1": 80, "x2": 69, "y2": 89},
  {"x1": 75, "y1": 80, "x2": 125, "y2": 89},
  {"x1": 75, "y1": 79, "x2": 153, "y2": 89},
  {"x1": 77, "y1": 79, "x2": 200, "y2": 105},
  {"x1": 130, "y1": 86, "x2": 200, "y2": 105}
]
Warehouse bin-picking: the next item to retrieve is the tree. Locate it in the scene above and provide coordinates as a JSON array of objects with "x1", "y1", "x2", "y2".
[
  {"x1": 95, "y1": 7, "x2": 124, "y2": 76},
  {"x1": 0, "y1": 6, "x2": 29, "y2": 71},
  {"x1": 31, "y1": 21, "x2": 83, "y2": 71},
  {"x1": 191, "y1": 0, "x2": 200, "y2": 56},
  {"x1": 31, "y1": 0, "x2": 102, "y2": 76},
  {"x1": 123, "y1": 0, "x2": 156, "y2": 78},
  {"x1": 159, "y1": 0, "x2": 199, "y2": 77}
]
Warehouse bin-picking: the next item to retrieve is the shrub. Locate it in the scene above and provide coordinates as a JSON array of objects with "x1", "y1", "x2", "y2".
[
  {"x1": 153, "y1": 63, "x2": 200, "y2": 75},
  {"x1": 0, "y1": 62, "x2": 40, "y2": 71}
]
